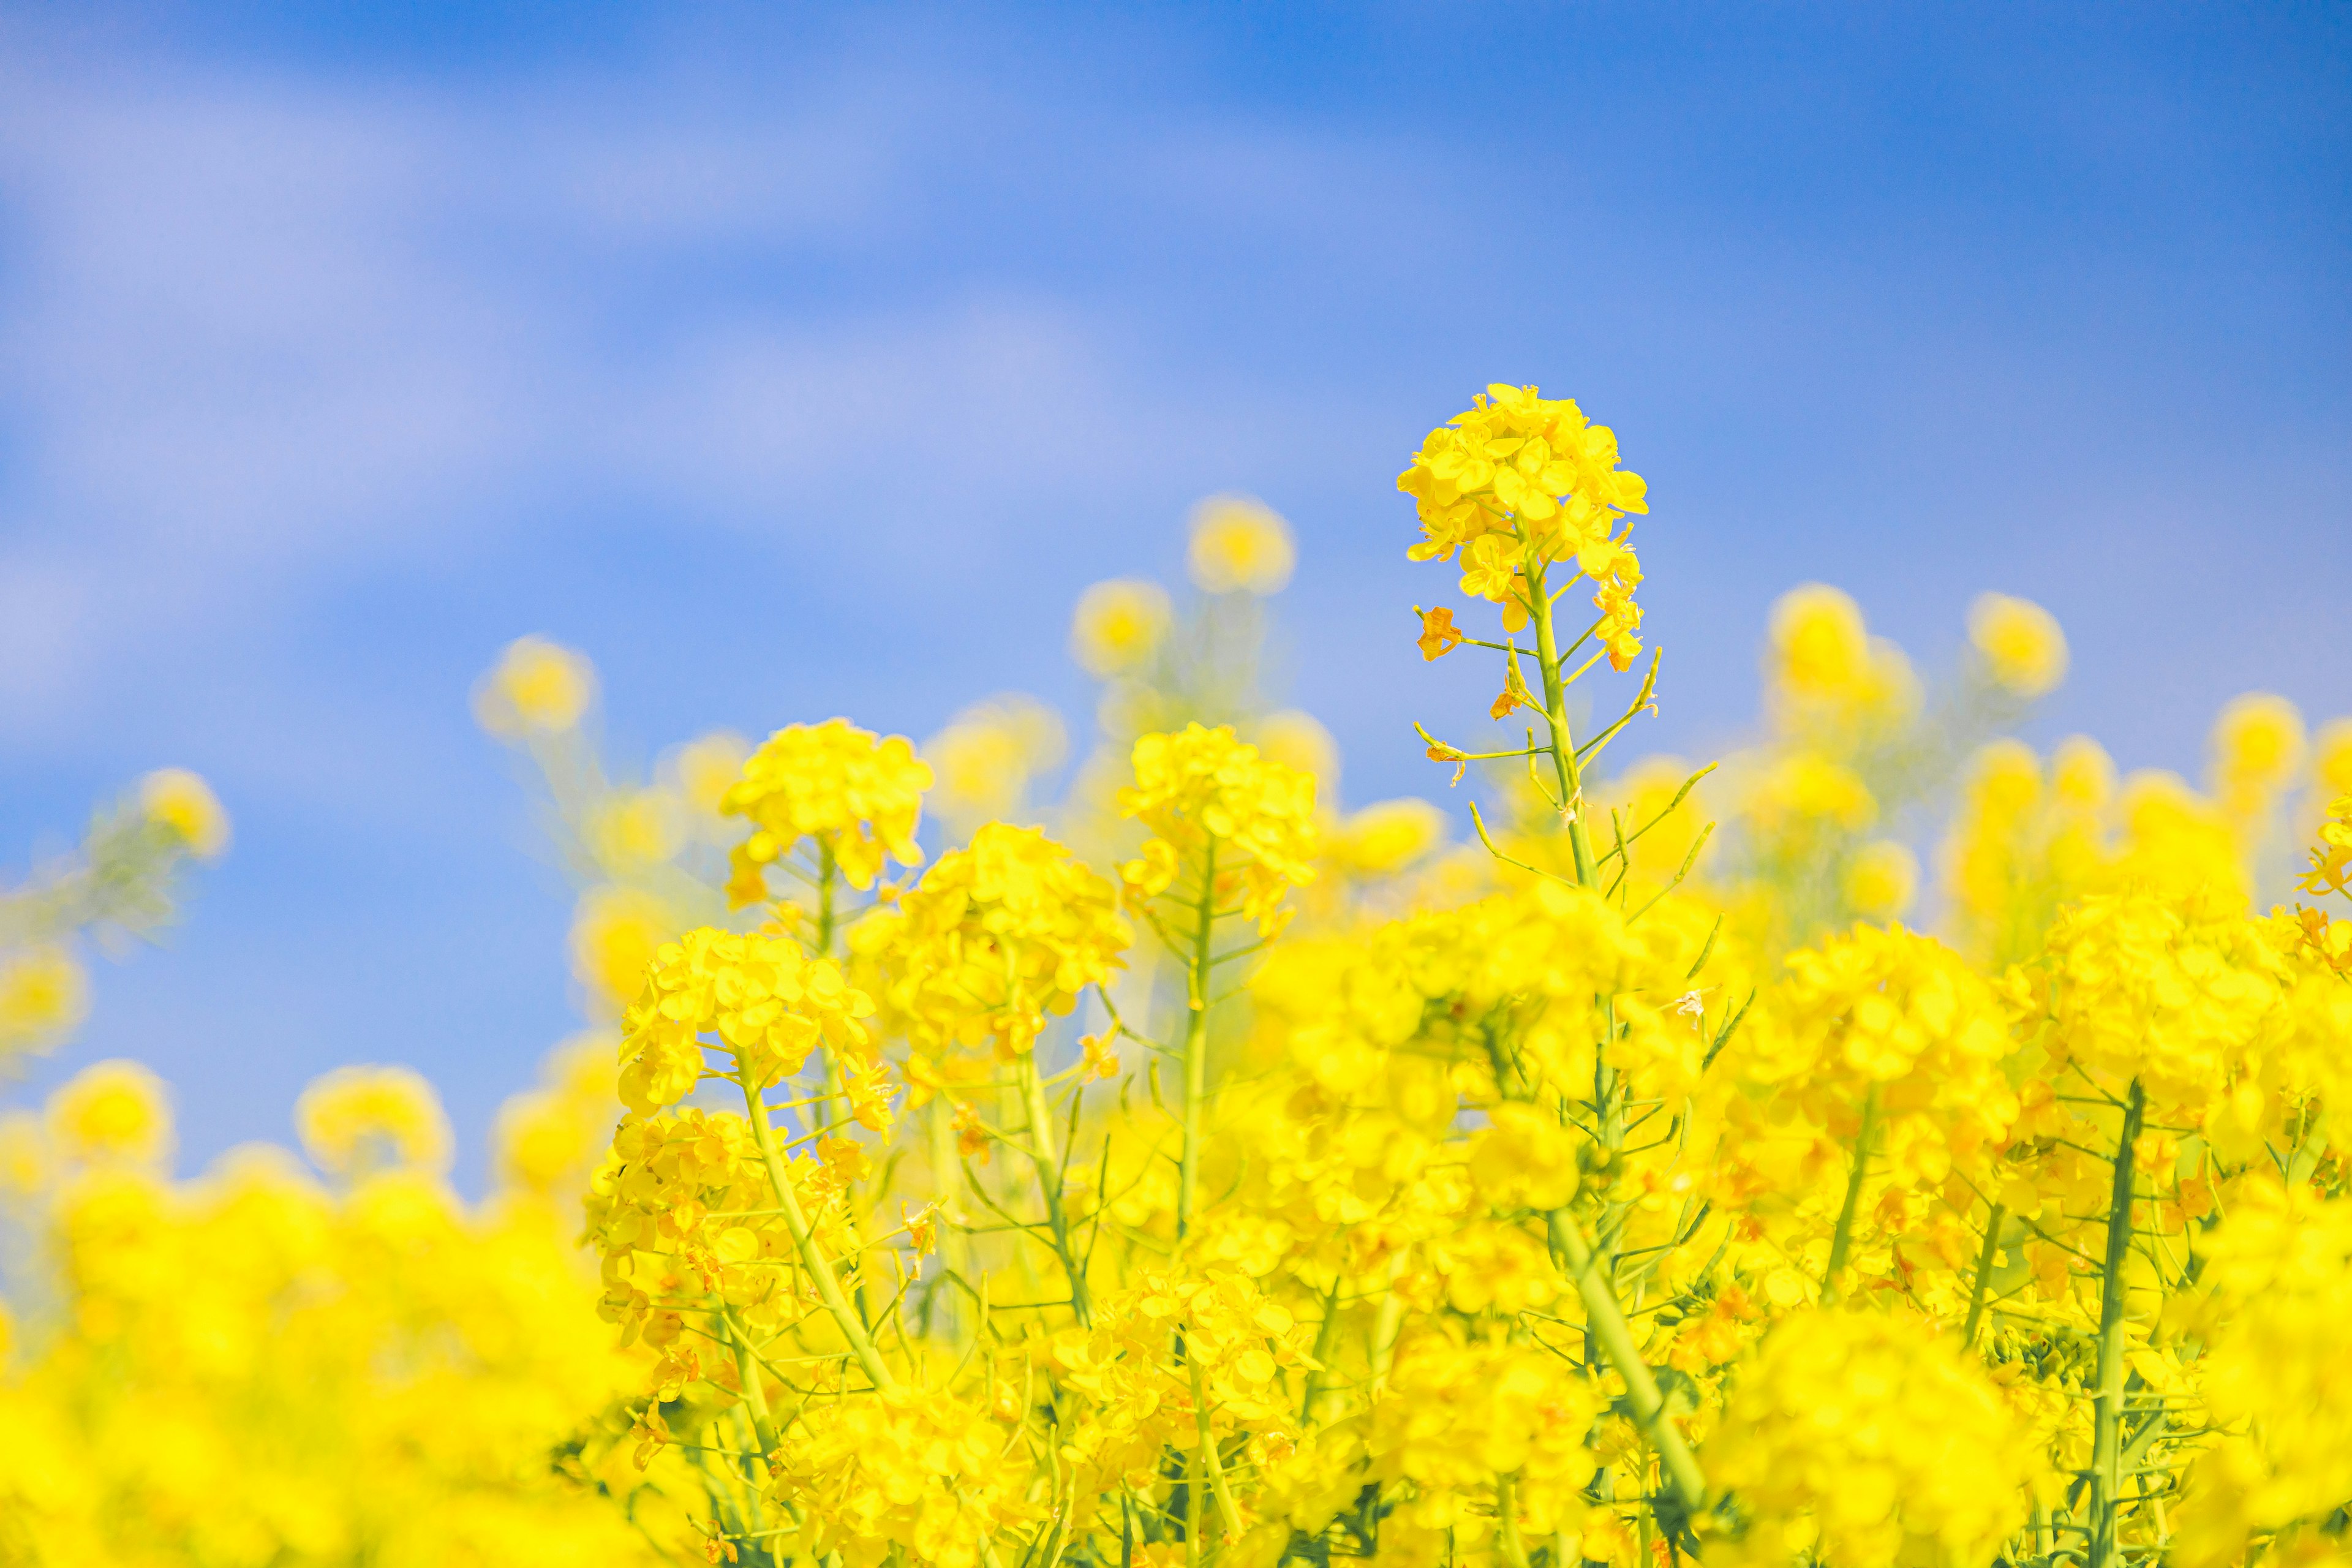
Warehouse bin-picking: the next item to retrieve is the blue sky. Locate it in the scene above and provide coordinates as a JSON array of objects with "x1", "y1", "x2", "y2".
[{"x1": 2, "y1": 2, "x2": 2346, "y2": 1181}]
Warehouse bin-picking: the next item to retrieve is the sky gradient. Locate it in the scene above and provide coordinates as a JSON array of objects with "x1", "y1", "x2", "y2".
[{"x1": 2, "y1": 2, "x2": 2346, "y2": 1181}]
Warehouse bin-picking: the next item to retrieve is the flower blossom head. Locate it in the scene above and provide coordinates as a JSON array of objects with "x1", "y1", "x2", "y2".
[
  {"x1": 722, "y1": 719, "x2": 932, "y2": 899},
  {"x1": 1397, "y1": 383, "x2": 1649, "y2": 666},
  {"x1": 619, "y1": 928, "x2": 876, "y2": 1114},
  {"x1": 1070, "y1": 579, "x2": 1174, "y2": 676},
  {"x1": 1768, "y1": 585, "x2": 1917, "y2": 727},
  {"x1": 2313, "y1": 717, "x2": 2352, "y2": 799},
  {"x1": 1332, "y1": 799, "x2": 1447, "y2": 876},
  {"x1": 861, "y1": 823, "x2": 1129, "y2": 1062},
  {"x1": 297, "y1": 1065, "x2": 453, "y2": 1177},
  {"x1": 1706, "y1": 1310, "x2": 2038, "y2": 1568},
  {"x1": 1254, "y1": 709, "x2": 1340, "y2": 798},
  {"x1": 571, "y1": 888, "x2": 676, "y2": 1016},
  {"x1": 1967, "y1": 592, "x2": 2068, "y2": 698},
  {"x1": 137, "y1": 767, "x2": 231, "y2": 861},
  {"x1": 0, "y1": 945, "x2": 89, "y2": 1059},
  {"x1": 1117, "y1": 725, "x2": 1318, "y2": 933},
  {"x1": 473, "y1": 635, "x2": 596, "y2": 737},
  {"x1": 48, "y1": 1059, "x2": 173, "y2": 1168},
  {"x1": 1844, "y1": 839, "x2": 1920, "y2": 919},
  {"x1": 924, "y1": 695, "x2": 1068, "y2": 833},
  {"x1": 1186, "y1": 494, "x2": 1295, "y2": 596},
  {"x1": 2209, "y1": 692, "x2": 2306, "y2": 806}
]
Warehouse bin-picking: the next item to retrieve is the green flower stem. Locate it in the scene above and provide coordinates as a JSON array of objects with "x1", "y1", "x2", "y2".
[
  {"x1": 1177, "y1": 836, "x2": 1219, "y2": 1243},
  {"x1": 735, "y1": 1057, "x2": 898, "y2": 1394},
  {"x1": 1526, "y1": 556, "x2": 1599, "y2": 886},
  {"x1": 1019, "y1": 1051, "x2": 1091, "y2": 1325},
  {"x1": 1517, "y1": 543, "x2": 1705, "y2": 1525},
  {"x1": 1547, "y1": 1207, "x2": 1707, "y2": 1520},
  {"x1": 1962, "y1": 1202, "x2": 2007, "y2": 1348},
  {"x1": 719, "y1": 1303, "x2": 783, "y2": 1455},
  {"x1": 2089, "y1": 1079, "x2": 2146, "y2": 1568},
  {"x1": 1189, "y1": 1355, "x2": 1246, "y2": 1542},
  {"x1": 1822, "y1": 1084, "x2": 1883, "y2": 1304}
]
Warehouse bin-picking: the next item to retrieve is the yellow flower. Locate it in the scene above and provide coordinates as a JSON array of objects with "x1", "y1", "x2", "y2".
[
  {"x1": 47, "y1": 1059, "x2": 173, "y2": 1167},
  {"x1": 859, "y1": 823, "x2": 1129, "y2": 1061},
  {"x1": 472, "y1": 635, "x2": 595, "y2": 737},
  {"x1": 2209, "y1": 690, "x2": 2306, "y2": 806},
  {"x1": 2313, "y1": 717, "x2": 2352, "y2": 798},
  {"x1": 1705, "y1": 1310, "x2": 2038, "y2": 1568},
  {"x1": 1396, "y1": 382, "x2": 1647, "y2": 562},
  {"x1": 589, "y1": 790, "x2": 682, "y2": 869},
  {"x1": 667, "y1": 730, "x2": 753, "y2": 816},
  {"x1": 1769, "y1": 584, "x2": 1869, "y2": 703},
  {"x1": 1967, "y1": 591, "x2": 2068, "y2": 698},
  {"x1": 1254, "y1": 709, "x2": 1340, "y2": 796},
  {"x1": 1070, "y1": 579, "x2": 1174, "y2": 676},
  {"x1": 1117, "y1": 725, "x2": 1319, "y2": 932},
  {"x1": 1332, "y1": 799, "x2": 1447, "y2": 876},
  {"x1": 618, "y1": 927, "x2": 875, "y2": 1112},
  {"x1": 137, "y1": 767, "x2": 232, "y2": 860},
  {"x1": 296, "y1": 1065, "x2": 453, "y2": 1177},
  {"x1": 1413, "y1": 605, "x2": 1463, "y2": 660},
  {"x1": 1186, "y1": 494, "x2": 1295, "y2": 595},
  {"x1": 1844, "y1": 839, "x2": 1919, "y2": 919},
  {"x1": 0, "y1": 945, "x2": 89, "y2": 1058},
  {"x1": 923, "y1": 695, "x2": 1067, "y2": 831},
  {"x1": 571, "y1": 888, "x2": 676, "y2": 1014},
  {"x1": 722, "y1": 719, "x2": 932, "y2": 898}
]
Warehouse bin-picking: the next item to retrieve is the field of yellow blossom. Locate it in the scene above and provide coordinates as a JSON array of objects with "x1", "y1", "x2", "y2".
[{"x1": 4, "y1": 385, "x2": 2351, "y2": 1568}]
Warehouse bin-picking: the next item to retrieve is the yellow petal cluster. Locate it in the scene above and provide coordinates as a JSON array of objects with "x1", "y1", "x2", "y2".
[
  {"x1": 859, "y1": 822, "x2": 1129, "y2": 1061},
  {"x1": 617, "y1": 927, "x2": 876, "y2": 1113},
  {"x1": 1397, "y1": 383, "x2": 1649, "y2": 665},
  {"x1": 1706, "y1": 1309, "x2": 2038, "y2": 1568},
  {"x1": 722, "y1": 718, "x2": 932, "y2": 899},
  {"x1": 1117, "y1": 723, "x2": 1318, "y2": 933}
]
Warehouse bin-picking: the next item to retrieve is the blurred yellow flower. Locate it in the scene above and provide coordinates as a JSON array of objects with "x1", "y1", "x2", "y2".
[
  {"x1": 1770, "y1": 584, "x2": 1871, "y2": 701},
  {"x1": 587, "y1": 790, "x2": 682, "y2": 869},
  {"x1": 924, "y1": 695, "x2": 1068, "y2": 830},
  {"x1": 570, "y1": 888, "x2": 675, "y2": 1013},
  {"x1": 1333, "y1": 798, "x2": 1447, "y2": 875},
  {"x1": 1967, "y1": 591, "x2": 2068, "y2": 698},
  {"x1": 1845, "y1": 839, "x2": 1920, "y2": 918},
  {"x1": 2050, "y1": 733, "x2": 2117, "y2": 813},
  {"x1": 2209, "y1": 691, "x2": 2306, "y2": 802},
  {"x1": 0, "y1": 944, "x2": 89, "y2": 1058},
  {"x1": 1186, "y1": 494, "x2": 1295, "y2": 595},
  {"x1": 1070, "y1": 579, "x2": 1174, "y2": 676},
  {"x1": 48, "y1": 1058, "x2": 173, "y2": 1167},
  {"x1": 138, "y1": 767, "x2": 231, "y2": 860},
  {"x1": 472, "y1": 635, "x2": 595, "y2": 737},
  {"x1": 296, "y1": 1064, "x2": 453, "y2": 1177},
  {"x1": 668, "y1": 729, "x2": 753, "y2": 816},
  {"x1": 1256, "y1": 709, "x2": 1340, "y2": 798},
  {"x1": 2312, "y1": 717, "x2": 2352, "y2": 798}
]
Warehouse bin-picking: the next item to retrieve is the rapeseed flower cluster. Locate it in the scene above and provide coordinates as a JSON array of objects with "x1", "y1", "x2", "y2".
[{"x1": 3, "y1": 382, "x2": 2350, "y2": 1568}]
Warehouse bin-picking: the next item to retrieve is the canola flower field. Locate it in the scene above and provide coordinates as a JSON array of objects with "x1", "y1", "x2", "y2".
[{"x1": 2, "y1": 385, "x2": 2350, "y2": 1568}]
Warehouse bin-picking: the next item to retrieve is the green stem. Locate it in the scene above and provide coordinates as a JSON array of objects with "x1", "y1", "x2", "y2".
[
  {"x1": 1525, "y1": 555, "x2": 1598, "y2": 886},
  {"x1": 734, "y1": 1057, "x2": 897, "y2": 1393},
  {"x1": 1177, "y1": 837, "x2": 1219, "y2": 1243},
  {"x1": 2089, "y1": 1080, "x2": 2146, "y2": 1568},
  {"x1": 1822, "y1": 1084, "x2": 1883, "y2": 1304},
  {"x1": 1962, "y1": 1202, "x2": 2006, "y2": 1348},
  {"x1": 720, "y1": 1308, "x2": 782, "y2": 1456},
  {"x1": 1189, "y1": 1355, "x2": 1245, "y2": 1543},
  {"x1": 1019, "y1": 1052, "x2": 1091, "y2": 1325},
  {"x1": 1547, "y1": 1208, "x2": 1706, "y2": 1520}
]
